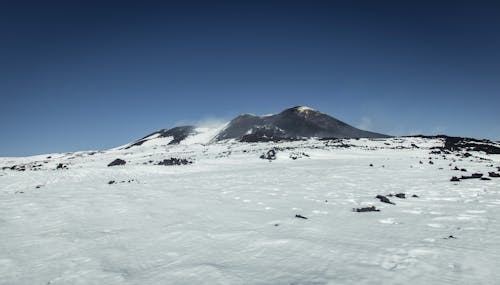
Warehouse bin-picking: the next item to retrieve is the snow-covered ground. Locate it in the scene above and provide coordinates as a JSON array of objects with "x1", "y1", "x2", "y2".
[{"x1": 1, "y1": 134, "x2": 500, "y2": 284}]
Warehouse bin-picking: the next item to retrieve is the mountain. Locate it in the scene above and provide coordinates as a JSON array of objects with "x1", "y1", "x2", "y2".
[
  {"x1": 214, "y1": 106, "x2": 389, "y2": 142},
  {"x1": 125, "y1": 106, "x2": 389, "y2": 148},
  {"x1": 125, "y1": 126, "x2": 196, "y2": 149}
]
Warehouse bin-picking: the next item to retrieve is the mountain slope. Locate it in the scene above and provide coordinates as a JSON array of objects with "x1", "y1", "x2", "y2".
[
  {"x1": 1, "y1": 137, "x2": 500, "y2": 284},
  {"x1": 214, "y1": 106, "x2": 389, "y2": 142}
]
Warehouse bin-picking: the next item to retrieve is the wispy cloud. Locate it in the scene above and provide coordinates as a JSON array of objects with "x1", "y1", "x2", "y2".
[
  {"x1": 357, "y1": 116, "x2": 373, "y2": 131},
  {"x1": 175, "y1": 117, "x2": 229, "y2": 128}
]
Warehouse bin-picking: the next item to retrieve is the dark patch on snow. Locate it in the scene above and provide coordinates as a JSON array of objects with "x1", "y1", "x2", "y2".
[
  {"x1": 126, "y1": 126, "x2": 196, "y2": 149},
  {"x1": 450, "y1": 176, "x2": 460, "y2": 182},
  {"x1": 376, "y1": 195, "x2": 395, "y2": 205},
  {"x1": 56, "y1": 163, "x2": 68, "y2": 170},
  {"x1": 295, "y1": 214, "x2": 308, "y2": 219},
  {"x1": 157, "y1": 158, "x2": 192, "y2": 166},
  {"x1": 108, "y1": 159, "x2": 126, "y2": 167},
  {"x1": 260, "y1": 149, "x2": 277, "y2": 161},
  {"x1": 353, "y1": 206, "x2": 380, "y2": 212},
  {"x1": 289, "y1": 152, "x2": 310, "y2": 160},
  {"x1": 460, "y1": 173, "x2": 483, "y2": 179},
  {"x1": 489, "y1": 172, "x2": 500, "y2": 178},
  {"x1": 393, "y1": 193, "x2": 406, "y2": 199}
]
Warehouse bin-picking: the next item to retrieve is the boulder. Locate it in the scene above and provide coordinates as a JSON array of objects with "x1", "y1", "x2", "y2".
[{"x1": 107, "y1": 159, "x2": 126, "y2": 167}]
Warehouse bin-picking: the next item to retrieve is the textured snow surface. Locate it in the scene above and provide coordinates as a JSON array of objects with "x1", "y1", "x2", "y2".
[{"x1": 1, "y1": 137, "x2": 500, "y2": 285}]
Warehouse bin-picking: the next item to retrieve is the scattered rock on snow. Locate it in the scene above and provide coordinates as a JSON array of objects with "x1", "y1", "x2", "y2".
[
  {"x1": 260, "y1": 149, "x2": 277, "y2": 161},
  {"x1": 157, "y1": 158, "x2": 192, "y2": 166},
  {"x1": 460, "y1": 173, "x2": 483, "y2": 179},
  {"x1": 108, "y1": 159, "x2": 126, "y2": 167},
  {"x1": 353, "y1": 206, "x2": 380, "y2": 212},
  {"x1": 376, "y1": 195, "x2": 395, "y2": 205},
  {"x1": 289, "y1": 152, "x2": 310, "y2": 160},
  {"x1": 394, "y1": 193, "x2": 406, "y2": 199},
  {"x1": 56, "y1": 163, "x2": 68, "y2": 170}
]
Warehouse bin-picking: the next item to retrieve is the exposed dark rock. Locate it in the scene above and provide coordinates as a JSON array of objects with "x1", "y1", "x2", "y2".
[
  {"x1": 460, "y1": 173, "x2": 483, "y2": 179},
  {"x1": 108, "y1": 180, "x2": 115, "y2": 185},
  {"x1": 56, "y1": 163, "x2": 68, "y2": 170},
  {"x1": 489, "y1": 172, "x2": 500, "y2": 178},
  {"x1": 411, "y1": 135, "x2": 500, "y2": 154},
  {"x1": 429, "y1": 160, "x2": 434, "y2": 165},
  {"x1": 442, "y1": 136, "x2": 500, "y2": 154},
  {"x1": 450, "y1": 176, "x2": 460, "y2": 182},
  {"x1": 214, "y1": 106, "x2": 390, "y2": 142},
  {"x1": 411, "y1": 143, "x2": 420, "y2": 148},
  {"x1": 260, "y1": 149, "x2": 277, "y2": 161},
  {"x1": 126, "y1": 126, "x2": 196, "y2": 149},
  {"x1": 295, "y1": 214, "x2": 308, "y2": 219},
  {"x1": 444, "y1": 235, "x2": 457, "y2": 239},
  {"x1": 481, "y1": 177, "x2": 491, "y2": 181},
  {"x1": 394, "y1": 193, "x2": 406, "y2": 199},
  {"x1": 289, "y1": 152, "x2": 310, "y2": 160},
  {"x1": 412, "y1": 194, "x2": 419, "y2": 198},
  {"x1": 369, "y1": 163, "x2": 373, "y2": 167},
  {"x1": 353, "y1": 206, "x2": 380, "y2": 212},
  {"x1": 157, "y1": 158, "x2": 192, "y2": 166},
  {"x1": 376, "y1": 195, "x2": 395, "y2": 205},
  {"x1": 107, "y1": 159, "x2": 126, "y2": 167}
]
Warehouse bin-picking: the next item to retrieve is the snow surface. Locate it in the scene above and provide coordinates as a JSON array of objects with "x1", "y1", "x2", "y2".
[
  {"x1": 295, "y1": 106, "x2": 316, "y2": 112},
  {"x1": 1, "y1": 136, "x2": 500, "y2": 284}
]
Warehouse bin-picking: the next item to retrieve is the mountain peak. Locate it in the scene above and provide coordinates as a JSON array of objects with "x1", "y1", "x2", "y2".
[
  {"x1": 291, "y1": 106, "x2": 317, "y2": 112},
  {"x1": 214, "y1": 106, "x2": 389, "y2": 142}
]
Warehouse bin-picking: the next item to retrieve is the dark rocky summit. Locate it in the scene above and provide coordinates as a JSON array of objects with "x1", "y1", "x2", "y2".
[
  {"x1": 126, "y1": 126, "x2": 196, "y2": 149},
  {"x1": 213, "y1": 106, "x2": 389, "y2": 142}
]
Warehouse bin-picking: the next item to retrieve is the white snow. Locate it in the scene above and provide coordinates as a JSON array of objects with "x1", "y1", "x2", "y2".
[
  {"x1": 1, "y1": 137, "x2": 500, "y2": 284},
  {"x1": 296, "y1": 106, "x2": 316, "y2": 112}
]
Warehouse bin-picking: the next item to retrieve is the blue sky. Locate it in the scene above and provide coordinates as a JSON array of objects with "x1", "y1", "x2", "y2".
[{"x1": 1, "y1": 0, "x2": 499, "y2": 156}]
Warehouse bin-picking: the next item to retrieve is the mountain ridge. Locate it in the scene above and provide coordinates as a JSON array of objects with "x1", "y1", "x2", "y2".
[{"x1": 125, "y1": 106, "x2": 390, "y2": 148}]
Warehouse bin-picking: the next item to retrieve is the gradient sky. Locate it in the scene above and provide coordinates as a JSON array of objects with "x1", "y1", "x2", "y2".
[{"x1": 1, "y1": 0, "x2": 499, "y2": 156}]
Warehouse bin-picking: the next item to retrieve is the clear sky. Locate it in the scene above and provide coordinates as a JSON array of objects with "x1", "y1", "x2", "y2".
[{"x1": 1, "y1": 0, "x2": 499, "y2": 156}]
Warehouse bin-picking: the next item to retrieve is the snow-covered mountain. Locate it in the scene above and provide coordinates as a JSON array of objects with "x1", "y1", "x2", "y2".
[
  {"x1": 2, "y1": 110, "x2": 500, "y2": 285},
  {"x1": 124, "y1": 106, "x2": 388, "y2": 148},
  {"x1": 214, "y1": 106, "x2": 389, "y2": 142}
]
